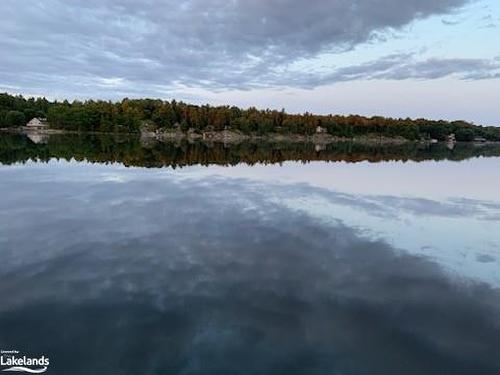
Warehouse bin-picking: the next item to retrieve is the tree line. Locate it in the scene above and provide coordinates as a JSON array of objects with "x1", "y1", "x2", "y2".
[{"x1": 1, "y1": 92, "x2": 499, "y2": 141}]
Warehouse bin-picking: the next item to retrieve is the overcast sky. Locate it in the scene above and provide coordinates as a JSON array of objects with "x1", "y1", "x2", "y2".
[{"x1": 1, "y1": 0, "x2": 499, "y2": 124}]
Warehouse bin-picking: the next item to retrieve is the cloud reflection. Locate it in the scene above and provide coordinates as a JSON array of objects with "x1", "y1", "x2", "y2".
[{"x1": 1, "y1": 164, "x2": 500, "y2": 374}]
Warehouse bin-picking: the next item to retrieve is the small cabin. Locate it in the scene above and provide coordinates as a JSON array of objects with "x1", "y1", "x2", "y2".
[
  {"x1": 26, "y1": 117, "x2": 48, "y2": 129},
  {"x1": 316, "y1": 126, "x2": 327, "y2": 134}
]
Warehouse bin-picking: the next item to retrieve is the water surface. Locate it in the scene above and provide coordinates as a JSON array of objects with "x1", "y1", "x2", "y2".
[{"x1": 0, "y1": 134, "x2": 499, "y2": 374}]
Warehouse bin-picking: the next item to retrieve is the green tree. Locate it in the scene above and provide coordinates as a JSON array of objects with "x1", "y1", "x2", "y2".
[
  {"x1": 5, "y1": 110, "x2": 26, "y2": 127},
  {"x1": 455, "y1": 128, "x2": 475, "y2": 142}
]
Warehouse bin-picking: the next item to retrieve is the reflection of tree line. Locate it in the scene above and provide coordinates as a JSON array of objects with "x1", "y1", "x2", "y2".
[{"x1": 1, "y1": 134, "x2": 500, "y2": 168}]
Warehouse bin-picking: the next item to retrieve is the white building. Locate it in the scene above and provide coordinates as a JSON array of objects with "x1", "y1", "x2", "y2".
[
  {"x1": 26, "y1": 118, "x2": 48, "y2": 129},
  {"x1": 316, "y1": 126, "x2": 327, "y2": 134}
]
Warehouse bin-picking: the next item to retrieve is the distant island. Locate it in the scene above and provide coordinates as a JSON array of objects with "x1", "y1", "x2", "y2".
[{"x1": 1, "y1": 92, "x2": 499, "y2": 143}]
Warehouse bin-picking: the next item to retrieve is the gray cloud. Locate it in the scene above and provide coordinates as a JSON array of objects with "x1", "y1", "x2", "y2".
[
  {"x1": 0, "y1": 0, "x2": 480, "y2": 95},
  {"x1": 271, "y1": 54, "x2": 500, "y2": 88}
]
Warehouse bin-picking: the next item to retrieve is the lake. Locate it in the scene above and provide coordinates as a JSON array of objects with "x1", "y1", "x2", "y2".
[{"x1": 0, "y1": 133, "x2": 499, "y2": 374}]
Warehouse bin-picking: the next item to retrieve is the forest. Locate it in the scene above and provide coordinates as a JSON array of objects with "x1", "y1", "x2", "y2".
[{"x1": 1, "y1": 92, "x2": 499, "y2": 141}]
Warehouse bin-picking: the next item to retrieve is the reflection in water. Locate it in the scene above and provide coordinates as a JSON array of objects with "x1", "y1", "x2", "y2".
[
  {"x1": 1, "y1": 133, "x2": 500, "y2": 167},
  {"x1": 0, "y1": 160, "x2": 499, "y2": 375},
  {"x1": 25, "y1": 132, "x2": 50, "y2": 144}
]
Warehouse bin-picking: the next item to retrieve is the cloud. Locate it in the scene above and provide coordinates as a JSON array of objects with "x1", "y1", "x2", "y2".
[
  {"x1": 0, "y1": 0, "x2": 475, "y2": 94},
  {"x1": 280, "y1": 54, "x2": 500, "y2": 88},
  {"x1": 441, "y1": 18, "x2": 462, "y2": 25}
]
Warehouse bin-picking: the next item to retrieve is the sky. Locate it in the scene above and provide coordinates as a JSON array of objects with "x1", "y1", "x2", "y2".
[{"x1": 0, "y1": 0, "x2": 499, "y2": 124}]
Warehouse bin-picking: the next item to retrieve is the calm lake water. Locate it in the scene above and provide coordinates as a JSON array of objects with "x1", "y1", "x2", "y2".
[{"x1": 1, "y1": 134, "x2": 500, "y2": 374}]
